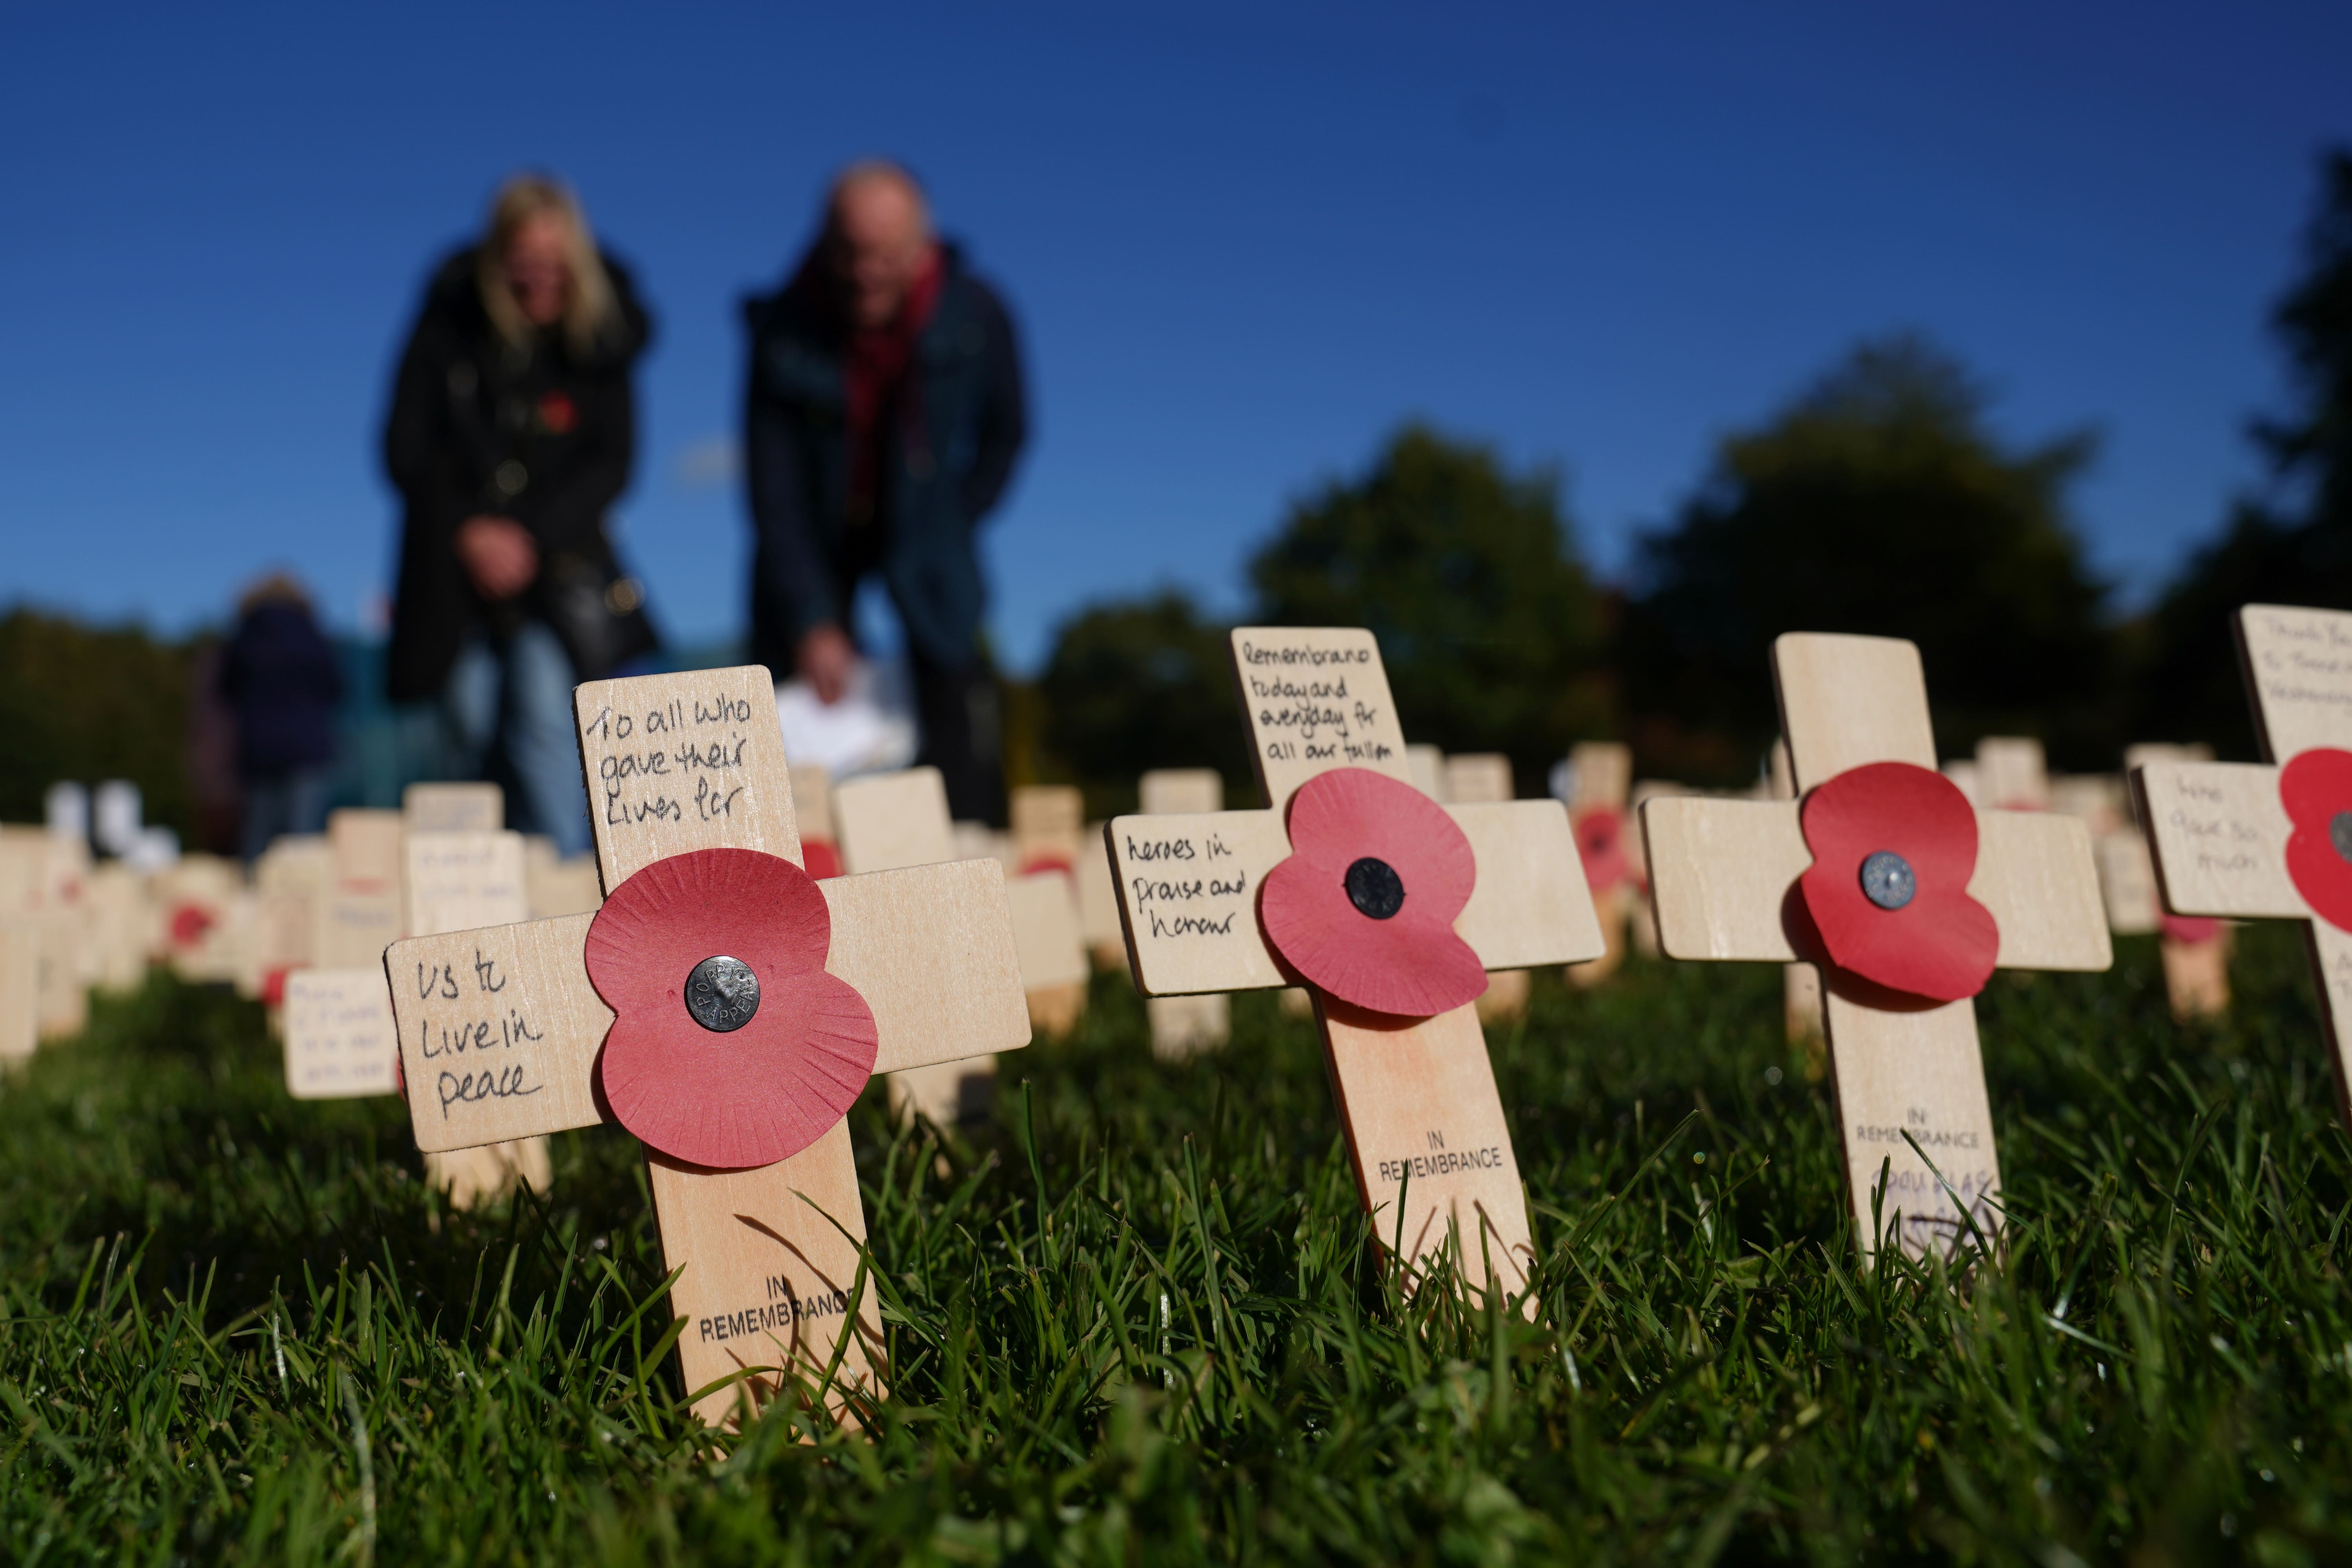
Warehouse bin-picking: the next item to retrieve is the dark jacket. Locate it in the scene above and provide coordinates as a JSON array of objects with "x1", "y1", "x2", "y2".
[
  {"x1": 382, "y1": 247, "x2": 653, "y2": 703},
  {"x1": 742, "y1": 244, "x2": 1026, "y2": 672},
  {"x1": 218, "y1": 601, "x2": 343, "y2": 775}
]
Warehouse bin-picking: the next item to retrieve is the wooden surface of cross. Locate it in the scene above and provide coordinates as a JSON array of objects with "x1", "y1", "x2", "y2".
[
  {"x1": 281, "y1": 797, "x2": 552, "y2": 1206},
  {"x1": 2110, "y1": 743, "x2": 2232, "y2": 1020},
  {"x1": 1562, "y1": 741, "x2": 1635, "y2": 987},
  {"x1": 829, "y1": 765, "x2": 1077, "y2": 1125},
  {"x1": 2137, "y1": 605, "x2": 2352, "y2": 1117},
  {"x1": 1009, "y1": 785, "x2": 1093, "y2": 1035},
  {"x1": 384, "y1": 667, "x2": 1029, "y2": 1426},
  {"x1": 1107, "y1": 628, "x2": 1603, "y2": 1298},
  {"x1": 1642, "y1": 634, "x2": 2110, "y2": 1254},
  {"x1": 1134, "y1": 769, "x2": 1233, "y2": 1059},
  {"x1": 1437, "y1": 754, "x2": 1532, "y2": 1022}
]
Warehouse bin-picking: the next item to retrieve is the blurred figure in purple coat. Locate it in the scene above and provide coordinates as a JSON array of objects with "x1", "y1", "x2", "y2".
[{"x1": 217, "y1": 573, "x2": 343, "y2": 861}]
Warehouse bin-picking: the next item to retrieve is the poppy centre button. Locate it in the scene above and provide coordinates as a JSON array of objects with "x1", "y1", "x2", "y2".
[
  {"x1": 2332, "y1": 812, "x2": 2352, "y2": 867},
  {"x1": 684, "y1": 955, "x2": 760, "y2": 1032},
  {"x1": 1858, "y1": 851, "x2": 1916, "y2": 911},
  {"x1": 1344, "y1": 857, "x2": 1406, "y2": 920}
]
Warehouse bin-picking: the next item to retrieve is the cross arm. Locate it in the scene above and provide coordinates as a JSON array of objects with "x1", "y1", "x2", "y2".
[
  {"x1": 2133, "y1": 760, "x2": 2304, "y2": 919},
  {"x1": 1449, "y1": 800, "x2": 1606, "y2": 968},
  {"x1": 1972, "y1": 810, "x2": 2111, "y2": 970},
  {"x1": 1642, "y1": 795, "x2": 2112, "y2": 970},
  {"x1": 1640, "y1": 797, "x2": 1807, "y2": 962},
  {"x1": 826, "y1": 858, "x2": 1032, "y2": 1072},
  {"x1": 1109, "y1": 802, "x2": 1599, "y2": 997},
  {"x1": 1003, "y1": 871, "x2": 1091, "y2": 991},
  {"x1": 1108, "y1": 809, "x2": 1289, "y2": 997},
  {"x1": 390, "y1": 912, "x2": 610, "y2": 1154},
  {"x1": 389, "y1": 860, "x2": 1030, "y2": 1155}
]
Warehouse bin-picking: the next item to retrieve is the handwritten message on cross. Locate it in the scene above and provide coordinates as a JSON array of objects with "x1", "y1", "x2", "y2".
[
  {"x1": 1642, "y1": 634, "x2": 2111, "y2": 1254},
  {"x1": 280, "y1": 804, "x2": 551, "y2": 1205},
  {"x1": 384, "y1": 667, "x2": 1029, "y2": 1426},
  {"x1": 1106, "y1": 628, "x2": 1603, "y2": 1298},
  {"x1": 2137, "y1": 605, "x2": 2352, "y2": 1117}
]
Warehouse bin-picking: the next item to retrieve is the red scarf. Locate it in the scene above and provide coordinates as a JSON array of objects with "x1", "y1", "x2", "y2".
[{"x1": 843, "y1": 250, "x2": 943, "y2": 525}]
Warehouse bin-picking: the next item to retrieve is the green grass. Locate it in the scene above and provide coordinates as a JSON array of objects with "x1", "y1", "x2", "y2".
[{"x1": 4, "y1": 930, "x2": 2351, "y2": 1564}]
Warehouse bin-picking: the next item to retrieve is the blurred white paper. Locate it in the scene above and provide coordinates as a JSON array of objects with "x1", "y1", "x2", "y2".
[
  {"x1": 94, "y1": 780, "x2": 143, "y2": 856},
  {"x1": 46, "y1": 781, "x2": 90, "y2": 841},
  {"x1": 128, "y1": 826, "x2": 179, "y2": 872},
  {"x1": 774, "y1": 658, "x2": 919, "y2": 780}
]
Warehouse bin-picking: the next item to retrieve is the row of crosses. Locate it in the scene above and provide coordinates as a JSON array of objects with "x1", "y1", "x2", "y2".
[
  {"x1": 375, "y1": 606, "x2": 2339, "y2": 1430},
  {"x1": 1111, "y1": 627, "x2": 2114, "y2": 1268}
]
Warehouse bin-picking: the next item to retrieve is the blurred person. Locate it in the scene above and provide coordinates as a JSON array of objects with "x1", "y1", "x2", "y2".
[
  {"x1": 743, "y1": 161, "x2": 1028, "y2": 822},
  {"x1": 383, "y1": 174, "x2": 656, "y2": 856},
  {"x1": 218, "y1": 574, "x2": 343, "y2": 862}
]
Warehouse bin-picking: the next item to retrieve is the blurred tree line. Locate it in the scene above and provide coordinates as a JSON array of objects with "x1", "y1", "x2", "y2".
[
  {"x1": 1028, "y1": 150, "x2": 2352, "y2": 807},
  {"x1": 1036, "y1": 427, "x2": 1610, "y2": 814},
  {"x1": 0, "y1": 609, "x2": 199, "y2": 837}
]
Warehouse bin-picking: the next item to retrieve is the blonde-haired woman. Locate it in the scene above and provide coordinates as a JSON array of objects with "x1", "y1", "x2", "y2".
[{"x1": 383, "y1": 174, "x2": 657, "y2": 854}]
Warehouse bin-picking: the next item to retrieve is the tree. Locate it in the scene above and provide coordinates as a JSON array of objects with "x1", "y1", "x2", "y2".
[
  {"x1": 2134, "y1": 150, "x2": 2352, "y2": 755},
  {"x1": 1034, "y1": 591, "x2": 1256, "y2": 817},
  {"x1": 1618, "y1": 335, "x2": 2112, "y2": 782},
  {"x1": 1248, "y1": 425, "x2": 1611, "y2": 790},
  {"x1": 0, "y1": 606, "x2": 199, "y2": 837}
]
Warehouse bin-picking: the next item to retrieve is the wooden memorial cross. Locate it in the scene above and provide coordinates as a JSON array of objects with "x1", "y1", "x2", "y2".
[
  {"x1": 1435, "y1": 756, "x2": 1532, "y2": 1022},
  {"x1": 1624, "y1": 778, "x2": 1693, "y2": 961},
  {"x1": 281, "y1": 795, "x2": 549, "y2": 1205},
  {"x1": 1440, "y1": 753, "x2": 1513, "y2": 806},
  {"x1": 156, "y1": 854, "x2": 244, "y2": 984},
  {"x1": 1108, "y1": 628, "x2": 1603, "y2": 1297},
  {"x1": 2109, "y1": 743, "x2": 2230, "y2": 1020},
  {"x1": 321, "y1": 810, "x2": 405, "y2": 974},
  {"x1": 1973, "y1": 736, "x2": 2049, "y2": 812},
  {"x1": 1010, "y1": 785, "x2": 1093, "y2": 1035},
  {"x1": 1561, "y1": 742, "x2": 1635, "y2": 988},
  {"x1": 787, "y1": 762, "x2": 843, "y2": 879},
  {"x1": 253, "y1": 834, "x2": 331, "y2": 1006},
  {"x1": 522, "y1": 836, "x2": 606, "y2": 921},
  {"x1": 832, "y1": 767, "x2": 1085, "y2": 1124},
  {"x1": 0, "y1": 825, "x2": 92, "y2": 1043},
  {"x1": 1642, "y1": 634, "x2": 2111, "y2": 1254},
  {"x1": 402, "y1": 823, "x2": 552, "y2": 1204},
  {"x1": 1975, "y1": 738, "x2": 2232, "y2": 1016},
  {"x1": 833, "y1": 766, "x2": 996, "y2": 1125},
  {"x1": 1406, "y1": 743, "x2": 1446, "y2": 801},
  {"x1": 386, "y1": 668, "x2": 1029, "y2": 1425},
  {"x1": 1075, "y1": 806, "x2": 1130, "y2": 972},
  {"x1": 404, "y1": 782, "x2": 504, "y2": 833},
  {"x1": 2136, "y1": 605, "x2": 2352, "y2": 1115},
  {"x1": 1135, "y1": 769, "x2": 1232, "y2": 1059},
  {"x1": 1762, "y1": 738, "x2": 1828, "y2": 1049}
]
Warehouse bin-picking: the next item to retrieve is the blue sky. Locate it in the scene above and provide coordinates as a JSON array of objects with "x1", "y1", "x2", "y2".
[{"x1": 4, "y1": 2, "x2": 2348, "y2": 673}]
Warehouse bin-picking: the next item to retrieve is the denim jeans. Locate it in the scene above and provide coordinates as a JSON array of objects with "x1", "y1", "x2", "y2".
[
  {"x1": 238, "y1": 765, "x2": 333, "y2": 863},
  {"x1": 444, "y1": 620, "x2": 591, "y2": 857}
]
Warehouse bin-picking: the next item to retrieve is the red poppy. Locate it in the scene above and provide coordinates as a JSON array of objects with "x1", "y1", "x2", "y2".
[
  {"x1": 1260, "y1": 767, "x2": 1486, "y2": 1017},
  {"x1": 1019, "y1": 852, "x2": 1074, "y2": 878},
  {"x1": 2160, "y1": 913, "x2": 2221, "y2": 946},
  {"x1": 1573, "y1": 805, "x2": 1630, "y2": 893},
  {"x1": 537, "y1": 391, "x2": 577, "y2": 434},
  {"x1": 2280, "y1": 748, "x2": 2352, "y2": 932},
  {"x1": 802, "y1": 838, "x2": 843, "y2": 880},
  {"x1": 1797, "y1": 761, "x2": 1998, "y2": 1003},
  {"x1": 585, "y1": 847, "x2": 877, "y2": 1170},
  {"x1": 168, "y1": 902, "x2": 215, "y2": 950}
]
